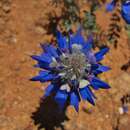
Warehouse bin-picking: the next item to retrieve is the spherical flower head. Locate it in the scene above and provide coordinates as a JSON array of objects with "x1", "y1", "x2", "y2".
[{"x1": 31, "y1": 28, "x2": 111, "y2": 112}]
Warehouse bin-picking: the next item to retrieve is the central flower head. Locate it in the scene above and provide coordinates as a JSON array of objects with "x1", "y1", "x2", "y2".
[
  {"x1": 50, "y1": 44, "x2": 90, "y2": 83},
  {"x1": 31, "y1": 29, "x2": 110, "y2": 111}
]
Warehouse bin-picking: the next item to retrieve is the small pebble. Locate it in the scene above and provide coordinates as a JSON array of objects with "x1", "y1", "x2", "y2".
[
  {"x1": 35, "y1": 25, "x2": 46, "y2": 35},
  {"x1": 105, "y1": 114, "x2": 109, "y2": 119},
  {"x1": 2, "y1": 4, "x2": 11, "y2": 13},
  {"x1": 119, "y1": 107, "x2": 124, "y2": 115}
]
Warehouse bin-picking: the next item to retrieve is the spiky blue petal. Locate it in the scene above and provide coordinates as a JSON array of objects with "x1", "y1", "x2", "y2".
[
  {"x1": 44, "y1": 84, "x2": 55, "y2": 97},
  {"x1": 86, "y1": 51, "x2": 97, "y2": 64},
  {"x1": 31, "y1": 71, "x2": 54, "y2": 82},
  {"x1": 80, "y1": 87, "x2": 95, "y2": 105},
  {"x1": 91, "y1": 64, "x2": 99, "y2": 70},
  {"x1": 97, "y1": 65, "x2": 111, "y2": 72},
  {"x1": 55, "y1": 90, "x2": 68, "y2": 109},
  {"x1": 31, "y1": 53, "x2": 52, "y2": 64},
  {"x1": 70, "y1": 91, "x2": 80, "y2": 112},
  {"x1": 121, "y1": 2, "x2": 130, "y2": 24},
  {"x1": 106, "y1": 0, "x2": 116, "y2": 12},
  {"x1": 94, "y1": 65, "x2": 111, "y2": 74},
  {"x1": 56, "y1": 31, "x2": 68, "y2": 50},
  {"x1": 82, "y1": 35, "x2": 93, "y2": 54},
  {"x1": 70, "y1": 28, "x2": 85, "y2": 46},
  {"x1": 41, "y1": 44, "x2": 59, "y2": 58},
  {"x1": 95, "y1": 48, "x2": 109, "y2": 62},
  {"x1": 91, "y1": 77, "x2": 110, "y2": 90},
  {"x1": 92, "y1": 64, "x2": 111, "y2": 74},
  {"x1": 34, "y1": 62, "x2": 51, "y2": 70}
]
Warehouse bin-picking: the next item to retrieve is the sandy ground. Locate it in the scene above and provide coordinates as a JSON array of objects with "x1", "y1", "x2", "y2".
[{"x1": 0, "y1": 0, "x2": 130, "y2": 130}]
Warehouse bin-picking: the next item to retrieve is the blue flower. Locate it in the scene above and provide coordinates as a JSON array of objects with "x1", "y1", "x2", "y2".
[
  {"x1": 106, "y1": 0, "x2": 116, "y2": 12},
  {"x1": 31, "y1": 29, "x2": 110, "y2": 112},
  {"x1": 121, "y1": 1, "x2": 130, "y2": 24},
  {"x1": 106, "y1": 0, "x2": 130, "y2": 24}
]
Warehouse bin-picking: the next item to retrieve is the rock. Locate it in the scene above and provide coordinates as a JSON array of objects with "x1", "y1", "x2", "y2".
[
  {"x1": 35, "y1": 25, "x2": 47, "y2": 35},
  {"x1": 119, "y1": 107, "x2": 124, "y2": 115},
  {"x1": 2, "y1": 4, "x2": 11, "y2": 13}
]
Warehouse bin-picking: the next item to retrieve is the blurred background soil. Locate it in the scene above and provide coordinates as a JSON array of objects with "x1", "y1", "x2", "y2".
[{"x1": 0, "y1": 0, "x2": 130, "y2": 130}]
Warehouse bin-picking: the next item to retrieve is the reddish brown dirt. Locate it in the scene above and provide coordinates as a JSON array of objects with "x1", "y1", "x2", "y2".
[{"x1": 0, "y1": 0, "x2": 130, "y2": 130}]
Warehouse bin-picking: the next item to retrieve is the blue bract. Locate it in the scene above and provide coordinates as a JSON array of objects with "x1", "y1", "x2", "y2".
[
  {"x1": 106, "y1": 0, "x2": 116, "y2": 12},
  {"x1": 31, "y1": 29, "x2": 110, "y2": 112},
  {"x1": 121, "y1": 1, "x2": 130, "y2": 24},
  {"x1": 106, "y1": 0, "x2": 130, "y2": 24}
]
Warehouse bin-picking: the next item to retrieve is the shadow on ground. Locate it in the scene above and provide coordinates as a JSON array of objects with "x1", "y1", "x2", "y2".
[{"x1": 31, "y1": 95, "x2": 69, "y2": 130}]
